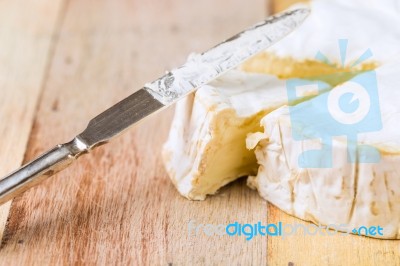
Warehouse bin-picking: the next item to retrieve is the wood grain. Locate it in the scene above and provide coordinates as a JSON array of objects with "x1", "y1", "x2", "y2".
[
  {"x1": 267, "y1": 205, "x2": 400, "y2": 266},
  {"x1": 0, "y1": 0, "x2": 266, "y2": 264},
  {"x1": 270, "y1": 0, "x2": 309, "y2": 12},
  {"x1": 0, "y1": 0, "x2": 65, "y2": 241},
  {"x1": 1, "y1": 0, "x2": 398, "y2": 265}
]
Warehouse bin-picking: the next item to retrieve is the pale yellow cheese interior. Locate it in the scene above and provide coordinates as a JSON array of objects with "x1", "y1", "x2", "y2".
[
  {"x1": 189, "y1": 110, "x2": 268, "y2": 197},
  {"x1": 187, "y1": 53, "x2": 376, "y2": 198},
  {"x1": 242, "y1": 52, "x2": 377, "y2": 87}
]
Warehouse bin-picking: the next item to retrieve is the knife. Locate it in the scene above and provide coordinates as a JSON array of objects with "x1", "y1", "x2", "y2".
[{"x1": 0, "y1": 8, "x2": 309, "y2": 205}]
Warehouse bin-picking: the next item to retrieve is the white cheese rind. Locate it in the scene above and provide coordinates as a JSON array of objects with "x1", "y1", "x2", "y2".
[
  {"x1": 247, "y1": 59, "x2": 400, "y2": 239},
  {"x1": 163, "y1": 0, "x2": 400, "y2": 239},
  {"x1": 241, "y1": 0, "x2": 400, "y2": 239},
  {"x1": 162, "y1": 70, "x2": 326, "y2": 200},
  {"x1": 269, "y1": 0, "x2": 400, "y2": 64}
]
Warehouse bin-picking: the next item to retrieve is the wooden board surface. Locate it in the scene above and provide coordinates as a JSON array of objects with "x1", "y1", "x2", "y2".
[
  {"x1": 0, "y1": 0, "x2": 267, "y2": 264},
  {"x1": 0, "y1": 0, "x2": 65, "y2": 241},
  {"x1": 0, "y1": 0, "x2": 399, "y2": 265}
]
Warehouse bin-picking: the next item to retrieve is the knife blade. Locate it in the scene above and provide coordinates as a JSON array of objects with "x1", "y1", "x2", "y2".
[{"x1": 0, "y1": 8, "x2": 310, "y2": 205}]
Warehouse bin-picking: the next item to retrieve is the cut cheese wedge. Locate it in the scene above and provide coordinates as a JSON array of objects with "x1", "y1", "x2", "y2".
[
  {"x1": 162, "y1": 70, "x2": 330, "y2": 200},
  {"x1": 162, "y1": 0, "x2": 400, "y2": 238}
]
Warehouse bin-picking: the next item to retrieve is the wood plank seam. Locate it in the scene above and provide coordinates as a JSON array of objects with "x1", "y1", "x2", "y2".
[
  {"x1": 0, "y1": 0, "x2": 268, "y2": 264},
  {"x1": 0, "y1": 0, "x2": 69, "y2": 247}
]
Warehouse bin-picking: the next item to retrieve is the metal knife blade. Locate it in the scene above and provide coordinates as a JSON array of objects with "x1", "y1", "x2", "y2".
[{"x1": 0, "y1": 8, "x2": 310, "y2": 205}]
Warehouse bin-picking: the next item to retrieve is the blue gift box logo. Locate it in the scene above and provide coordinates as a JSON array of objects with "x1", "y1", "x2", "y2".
[{"x1": 286, "y1": 39, "x2": 382, "y2": 168}]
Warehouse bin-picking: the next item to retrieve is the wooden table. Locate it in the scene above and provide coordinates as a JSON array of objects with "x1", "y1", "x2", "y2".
[{"x1": 0, "y1": 0, "x2": 398, "y2": 265}]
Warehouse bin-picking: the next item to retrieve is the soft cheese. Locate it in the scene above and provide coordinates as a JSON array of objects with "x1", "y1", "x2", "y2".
[
  {"x1": 244, "y1": 0, "x2": 400, "y2": 239},
  {"x1": 243, "y1": 0, "x2": 400, "y2": 76},
  {"x1": 163, "y1": 70, "x2": 329, "y2": 200},
  {"x1": 247, "y1": 58, "x2": 400, "y2": 239},
  {"x1": 163, "y1": 0, "x2": 400, "y2": 238}
]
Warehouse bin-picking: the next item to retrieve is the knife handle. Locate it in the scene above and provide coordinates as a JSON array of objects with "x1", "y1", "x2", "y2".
[{"x1": 0, "y1": 138, "x2": 88, "y2": 205}]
